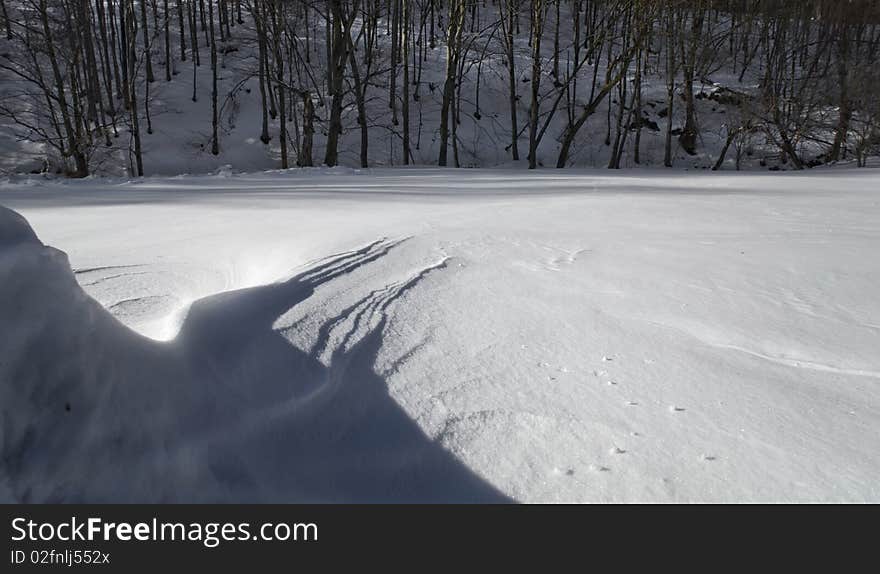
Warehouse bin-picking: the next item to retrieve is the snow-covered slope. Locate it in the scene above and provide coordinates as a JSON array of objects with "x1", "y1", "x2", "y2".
[{"x1": 2, "y1": 168, "x2": 879, "y2": 502}]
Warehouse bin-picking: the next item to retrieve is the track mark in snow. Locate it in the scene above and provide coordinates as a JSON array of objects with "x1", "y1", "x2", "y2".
[
  {"x1": 107, "y1": 295, "x2": 172, "y2": 315},
  {"x1": 434, "y1": 408, "x2": 507, "y2": 447},
  {"x1": 545, "y1": 248, "x2": 590, "y2": 271},
  {"x1": 716, "y1": 344, "x2": 880, "y2": 379},
  {"x1": 81, "y1": 271, "x2": 151, "y2": 286},
  {"x1": 381, "y1": 336, "x2": 433, "y2": 379},
  {"x1": 649, "y1": 317, "x2": 880, "y2": 379},
  {"x1": 73, "y1": 264, "x2": 145, "y2": 275}
]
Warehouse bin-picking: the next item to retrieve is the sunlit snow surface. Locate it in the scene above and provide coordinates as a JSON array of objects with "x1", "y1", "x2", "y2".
[{"x1": 2, "y1": 168, "x2": 879, "y2": 502}]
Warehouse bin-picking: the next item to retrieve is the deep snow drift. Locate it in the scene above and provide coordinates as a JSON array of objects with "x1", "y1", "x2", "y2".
[{"x1": 2, "y1": 168, "x2": 879, "y2": 502}]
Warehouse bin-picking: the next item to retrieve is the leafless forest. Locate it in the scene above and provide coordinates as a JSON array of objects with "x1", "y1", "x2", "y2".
[{"x1": 1, "y1": 0, "x2": 878, "y2": 176}]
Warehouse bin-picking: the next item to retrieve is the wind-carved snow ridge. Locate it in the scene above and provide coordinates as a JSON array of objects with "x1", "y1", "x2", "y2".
[
  {"x1": 715, "y1": 345, "x2": 880, "y2": 380},
  {"x1": 0, "y1": 208, "x2": 509, "y2": 502}
]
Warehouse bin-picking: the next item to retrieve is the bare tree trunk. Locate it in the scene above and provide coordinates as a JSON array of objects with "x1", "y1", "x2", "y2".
[
  {"x1": 402, "y1": 0, "x2": 411, "y2": 164},
  {"x1": 40, "y1": 0, "x2": 88, "y2": 176},
  {"x1": 109, "y1": 0, "x2": 125, "y2": 102},
  {"x1": 177, "y1": 0, "x2": 187, "y2": 61},
  {"x1": 503, "y1": 0, "x2": 519, "y2": 160},
  {"x1": 663, "y1": 2, "x2": 677, "y2": 167},
  {"x1": 324, "y1": 0, "x2": 350, "y2": 167},
  {"x1": 679, "y1": 2, "x2": 704, "y2": 156},
  {"x1": 552, "y1": 0, "x2": 560, "y2": 83},
  {"x1": 140, "y1": 0, "x2": 156, "y2": 82},
  {"x1": 164, "y1": 0, "x2": 172, "y2": 80},
  {"x1": 344, "y1": 8, "x2": 368, "y2": 169},
  {"x1": 126, "y1": 0, "x2": 144, "y2": 175},
  {"x1": 95, "y1": 0, "x2": 117, "y2": 117},
  {"x1": 389, "y1": 0, "x2": 399, "y2": 125},
  {"x1": 209, "y1": 0, "x2": 218, "y2": 154},
  {"x1": 557, "y1": 37, "x2": 637, "y2": 168},
  {"x1": 189, "y1": 0, "x2": 200, "y2": 66},
  {"x1": 254, "y1": 0, "x2": 270, "y2": 144},
  {"x1": 299, "y1": 91, "x2": 314, "y2": 166},
  {"x1": 829, "y1": 25, "x2": 850, "y2": 162},
  {"x1": 439, "y1": 0, "x2": 463, "y2": 166},
  {"x1": 528, "y1": 0, "x2": 544, "y2": 169},
  {"x1": 633, "y1": 41, "x2": 644, "y2": 164},
  {"x1": 272, "y1": 0, "x2": 287, "y2": 167},
  {"x1": 713, "y1": 126, "x2": 741, "y2": 171}
]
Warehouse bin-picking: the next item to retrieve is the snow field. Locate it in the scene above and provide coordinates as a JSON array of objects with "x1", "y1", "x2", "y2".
[{"x1": 1, "y1": 167, "x2": 879, "y2": 501}]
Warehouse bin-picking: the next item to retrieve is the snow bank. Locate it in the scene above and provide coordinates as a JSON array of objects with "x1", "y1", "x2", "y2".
[
  {"x1": 0, "y1": 205, "x2": 509, "y2": 502},
  {"x1": 0, "y1": 205, "x2": 179, "y2": 501}
]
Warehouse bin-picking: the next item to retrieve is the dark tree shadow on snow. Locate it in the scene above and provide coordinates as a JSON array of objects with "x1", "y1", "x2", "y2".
[
  {"x1": 0, "y1": 209, "x2": 510, "y2": 503},
  {"x1": 165, "y1": 239, "x2": 512, "y2": 503}
]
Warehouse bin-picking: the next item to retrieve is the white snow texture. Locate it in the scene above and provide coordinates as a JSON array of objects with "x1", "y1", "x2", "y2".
[{"x1": 1, "y1": 168, "x2": 879, "y2": 502}]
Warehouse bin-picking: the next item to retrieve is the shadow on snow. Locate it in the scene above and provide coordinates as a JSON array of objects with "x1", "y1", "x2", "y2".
[{"x1": 0, "y1": 217, "x2": 510, "y2": 503}]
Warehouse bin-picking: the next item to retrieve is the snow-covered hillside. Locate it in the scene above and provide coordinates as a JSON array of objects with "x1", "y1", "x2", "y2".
[
  {"x1": 2, "y1": 168, "x2": 878, "y2": 502},
  {"x1": 2, "y1": 1, "x2": 877, "y2": 177}
]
